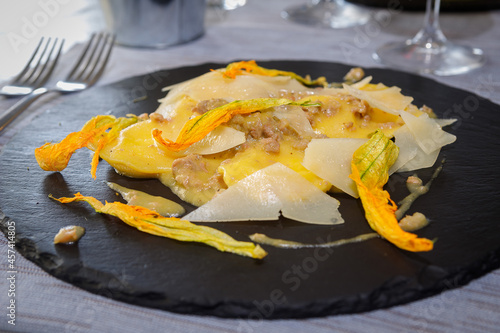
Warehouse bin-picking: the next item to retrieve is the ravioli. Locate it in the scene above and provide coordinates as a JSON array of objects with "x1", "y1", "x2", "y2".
[
  {"x1": 98, "y1": 69, "x2": 417, "y2": 207},
  {"x1": 34, "y1": 61, "x2": 461, "y2": 257},
  {"x1": 36, "y1": 61, "x2": 456, "y2": 224}
]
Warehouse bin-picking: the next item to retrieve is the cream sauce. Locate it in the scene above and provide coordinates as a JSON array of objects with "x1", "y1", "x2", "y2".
[
  {"x1": 249, "y1": 232, "x2": 378, "y2": 249},
  {"x1": 247, "y1": 160, "x2": 445, "y2": 249},
  {"x1": 399, "y1": 212, "x2": 429, "y2": 232},
  {"x1": 395, "y1": 159, "x2": 444, "y2": 222},
  {"x1": 54, "y1": 225, "x2": 85, "y2": 244},
  {"x1": 106, "y1": 182, "x2": 185, "y2": 217}
]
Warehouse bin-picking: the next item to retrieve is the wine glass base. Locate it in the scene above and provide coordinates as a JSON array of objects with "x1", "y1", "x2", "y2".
[
  {"x1": 281, "y1": 0, "x2": 371, "y2": 29},
  {"x1": 373, "y1": 40, "x2": 485, "y2": 76}
]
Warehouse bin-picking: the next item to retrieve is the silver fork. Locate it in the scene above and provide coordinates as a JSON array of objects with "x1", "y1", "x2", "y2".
[
  {"x1": 0, "y1": 37, "x2": 65, "y2": 97},
  {"x1": 0, "y1": 32, "x2": 115, "y2": 132}
]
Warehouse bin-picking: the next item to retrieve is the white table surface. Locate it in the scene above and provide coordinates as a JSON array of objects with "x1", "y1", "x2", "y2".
[{"x1": 1, "y1": 1, "x2": 499, "y2": 332}]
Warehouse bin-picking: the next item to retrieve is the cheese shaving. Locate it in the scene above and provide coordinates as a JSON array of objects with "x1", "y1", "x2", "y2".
[
  {"x1": 185, "y1": 163, "x2": 344, "y2": 225},
  {"x1": 343, "y1": 83, "x2": 413, "y2": 115}
]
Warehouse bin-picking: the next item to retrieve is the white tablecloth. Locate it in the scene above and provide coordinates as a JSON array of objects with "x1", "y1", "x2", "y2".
[{"x1": 1, "y1": 1, "x2": 499, "y2": 332}]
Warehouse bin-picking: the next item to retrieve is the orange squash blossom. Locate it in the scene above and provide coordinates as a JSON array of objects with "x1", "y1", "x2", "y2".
[{"x1": 350, "y1": 130, "x2": 434, "y2": 252}]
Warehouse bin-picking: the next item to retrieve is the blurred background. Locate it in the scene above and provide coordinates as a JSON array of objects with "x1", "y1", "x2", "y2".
[
  {"x1": 0, "y1": 0, "x2": 105, "y2": 82},
  {"x1": 1, "y1": 0, "x2": 498, "y2": 81}
]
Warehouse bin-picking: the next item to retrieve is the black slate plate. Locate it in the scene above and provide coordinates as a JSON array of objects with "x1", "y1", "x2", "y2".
[{"x1": 1, "y1": 61, "x2": 500, "y2": 319}]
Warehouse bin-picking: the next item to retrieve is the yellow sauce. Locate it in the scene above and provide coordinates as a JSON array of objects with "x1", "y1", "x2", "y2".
[
  {"x1": 248, "y1": 160, "x2": 445, "y2": 249},
  {"x1": 249, "y1": 232, "x2": 379, "y2": 249},
  {"x1": 395, "y1": 160, "x2": 444, "y2": 222},
  {"x1": 399, "y1": 212, "x2": 429, "y2": 232},
  {"x1": 54, "y1": 225, "x2": 86, "y2": 244},
  {"x1": 106, "y1": 182, "x2": 185, "y2": 217}
]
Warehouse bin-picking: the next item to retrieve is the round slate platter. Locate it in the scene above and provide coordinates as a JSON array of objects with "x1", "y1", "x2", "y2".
[{"x1": 1, "y1": 61, "x2": 500, "y2": 319}]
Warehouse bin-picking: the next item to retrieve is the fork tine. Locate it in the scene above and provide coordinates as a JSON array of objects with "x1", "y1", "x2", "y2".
[
  {"x1": 1, "y1": 32, "x2": 113, "y2": 130},
  {"x1": 10, "y1": 37, "x2": 45, "y2": 85},
  {"x1": 22, "y1": 37, "x2": 53, "y2": 85},
  {"x1": 81, "y1": 33, "x2": 107, "y2": 81},
  {"x1": 65, "y1": 33, "x2": 99, "y2": 81},
  {"x1": 84, "y1": 34, "x2": 115, "y2": 86},
  {"x1": 32, "y1": 38, "x2": 65, "y2": 87},
  {"x1": 73, "y1": 33, "x2": 105, "y2": 82},
  {"x1": 13, "y1": 37, "x2": 52, "y2": 86}
]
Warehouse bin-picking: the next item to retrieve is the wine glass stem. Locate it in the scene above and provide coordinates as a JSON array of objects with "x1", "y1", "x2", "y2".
[
  {"x1": 413, "y1": 0, "x2": 447, "y2": 46},
  {"x1": 319, "y1": 0, "x2": 345, "y2": 5}
]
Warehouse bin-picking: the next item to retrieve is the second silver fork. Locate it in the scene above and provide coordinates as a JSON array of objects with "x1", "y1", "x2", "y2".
[{"x1": 0, "y1": 32, "x2": 115, "y2": 132}]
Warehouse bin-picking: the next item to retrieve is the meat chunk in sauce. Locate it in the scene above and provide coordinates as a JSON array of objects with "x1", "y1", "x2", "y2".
[
  {"x1": 193, "y1": 98, "x2": 229, "y2": 114},
  {"x1": 172, "y1": 154, "x2": 226, "y2": 192},
  {"x1": 343, "y1": 67, "x2": 365, "y2": 83},
  {"x1": 172, "y1": 154, "x2": 209, "y2": 188}
]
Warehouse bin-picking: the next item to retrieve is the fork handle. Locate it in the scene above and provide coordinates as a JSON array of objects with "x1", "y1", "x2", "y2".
[{"x1": 0, "y1": 87, "x2": 50, "y2": 132}]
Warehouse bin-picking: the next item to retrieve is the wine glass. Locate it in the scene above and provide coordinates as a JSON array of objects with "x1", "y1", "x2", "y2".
[
  {"x1": 281, "y1": 0, "x2": 371, "y2": 29},
  {"x1": 373, "y1": 0, "x2": 485, "y2": 76}
]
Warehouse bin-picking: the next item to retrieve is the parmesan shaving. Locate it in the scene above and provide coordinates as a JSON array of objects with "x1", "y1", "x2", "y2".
[
  {"x1": 390, "y1": 122, "x2": 442, "y2": 173},
  {"x1": 398, "y1": 146, "x2": 440, "y2": 172},
  {"x1": 182, "y1": 126, "x2": 246, "y2": 155},
  {"x1": 161, "y1": 71, "x2": 312, "y2": 108},
  {"x1": 342, "y1": 83, "x2": 414, "y2": 115},
  {"x1": 400, "y1": 110, "x2": 456, "y2": 154},
  {"x1": 273, "y1": 105, "x2": 315, "y2": 139},
  {"x1": 349, "y1": 76, "x2": 372, "y2": 89},
  {"x1": 434, "y1": 118, "x2": 458, "y2": 128},
  {"x1": 389, "y1": 125, "x2": 418, "y2": 174},
  {"x1": 302, "y1": 138, "x2": 367, "y2": 198},
  {"x1": 184, "y1": 163, "x2": 344, "y2": 225}
]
